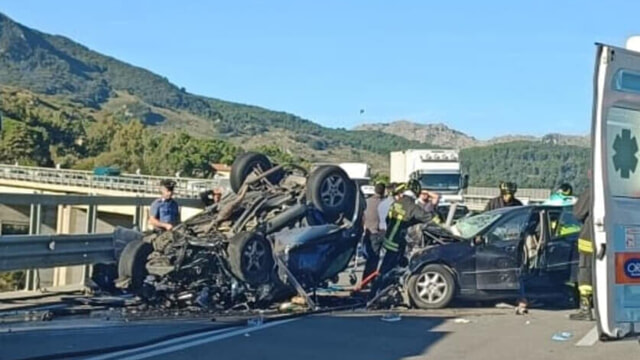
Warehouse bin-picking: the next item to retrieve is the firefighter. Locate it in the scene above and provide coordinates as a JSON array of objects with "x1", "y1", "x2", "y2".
[
  {"x1": 485, "y1": 182, "x2": 523, "y2": 211},
  {"x1": 369, "y1": 180, "x2": 436, "y2": 296},
  {"x1": 570, "y1": 185, "x2": 594, "y2": 321}
]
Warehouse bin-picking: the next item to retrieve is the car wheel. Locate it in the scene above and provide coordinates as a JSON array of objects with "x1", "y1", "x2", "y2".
[
  {"x1": 306, "y1": 165, "x2": 356, "y2": 222},
  {"x1": 230, "y1": 152, "x2": 284, "y2": 193},
  {"x1": 408, "y1": 264, "x2": 456, "y2": 309},
  {"x1": 118, "y1": 239, "x2": 153, "y2": 292},
  {"x1": 227, "y1": 232, "x2": 274, "y2": 286}
]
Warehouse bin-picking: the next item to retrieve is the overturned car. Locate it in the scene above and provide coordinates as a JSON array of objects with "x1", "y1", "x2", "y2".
[{"x1": 116, "y1": 153, "x2": 364, "y2": 310}]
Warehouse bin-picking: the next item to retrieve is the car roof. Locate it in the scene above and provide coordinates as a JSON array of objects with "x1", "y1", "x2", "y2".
[{"x1": 482, "y1": 204, "x2": 572, "y2": 216}]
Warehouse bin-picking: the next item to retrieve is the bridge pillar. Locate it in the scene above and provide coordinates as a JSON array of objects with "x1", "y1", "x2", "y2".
[
  {"x1": 23, "y1": 203, "x2": 42, "y2": 291},
  {"x1": 53, "y1": 204, "x2": 86, "y2": 287},
  {"x1": 132, "y1": 205, "x2": 143, "y2": 231}
]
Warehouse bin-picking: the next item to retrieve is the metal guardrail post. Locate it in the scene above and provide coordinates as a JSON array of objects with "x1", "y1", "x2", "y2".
[
  {"x1": 132, "y1": 205, "x2": 144, "y2": 230},
  {"x1": 82, "y1": 204, "x2": 98, "y2": 287},
  {"x1": 24, "y1": 202, "x2": 43, "y2": 291}
]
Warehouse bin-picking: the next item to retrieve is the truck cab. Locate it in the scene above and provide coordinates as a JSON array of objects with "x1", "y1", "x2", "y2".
[{"x1": 390, "y1": 149, "x2": 469, "y2": 216}]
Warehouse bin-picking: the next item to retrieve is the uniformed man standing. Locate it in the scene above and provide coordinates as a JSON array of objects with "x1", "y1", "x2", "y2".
[
  {"x1": 485, "y1": 182, "x2": 523, "y2": 211},
  {"x1": 570, "y1": 185, "x2": 595, "y2": 321},
  {"x1": 149, "y1": 179, "x2": 181, "y2": 232}
]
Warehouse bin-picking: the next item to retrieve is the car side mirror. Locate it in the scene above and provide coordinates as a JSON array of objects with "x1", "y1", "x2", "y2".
[{"x1": 461, "y1": 175, "x2": 469, "y2": 190}]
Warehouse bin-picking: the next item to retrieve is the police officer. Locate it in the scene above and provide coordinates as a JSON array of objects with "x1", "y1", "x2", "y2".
[
  {"x1": 570, "y1": 185, "x2": 594, "y2": 321},
  {"x1": 149, "y1": 179, "x2": 181, "y2": 232},
  {"x1": 370, "y1": 180, "x2": 436, "y2": 296},
  {"x1": 485, "y1": 182, "x2": 523, "y2": 211}
]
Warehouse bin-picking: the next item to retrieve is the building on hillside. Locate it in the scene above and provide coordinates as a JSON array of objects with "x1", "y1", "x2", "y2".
[{"x1": 211, "y1": 163, "x2": 231, "y2": 178}]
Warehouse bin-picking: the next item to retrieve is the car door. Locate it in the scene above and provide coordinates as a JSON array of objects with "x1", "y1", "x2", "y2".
[
  {"x1": 475, "y1": 209, "x2": 533, "y2": 290},
  {"x1": 592, "y1": 42, "x2": 640, "y2": 339},
  {"x1": 541, "y1": 208, "x2": 580, "y2": 277}
]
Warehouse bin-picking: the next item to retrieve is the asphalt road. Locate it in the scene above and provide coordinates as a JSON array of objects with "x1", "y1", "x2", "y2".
[{"x1": 1, "y1": 307, "x2": 637, "y2": 360}]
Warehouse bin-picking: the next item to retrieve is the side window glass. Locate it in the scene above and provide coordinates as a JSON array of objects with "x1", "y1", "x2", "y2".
[
  {"x1": 487, "y1": 212, "x2": 530, "y2": 242},
  {"x1": 553, "y1": 207, "x2": 582, "y2": 237}
]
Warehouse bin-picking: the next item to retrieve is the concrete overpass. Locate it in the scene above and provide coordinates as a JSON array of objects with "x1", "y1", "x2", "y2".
[{"x1": 0, "y1": 164, "x2": 228, "y2": 292}]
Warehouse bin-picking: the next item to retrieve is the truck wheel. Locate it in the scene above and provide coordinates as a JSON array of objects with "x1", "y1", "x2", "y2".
[
  {"x1": 118, "y1": 239, "x2": 153, "y2": 292},
  {"x1": 227, "y1": 232, "x2": 274, "y2": 286},
  {"x1": 408, "y1": 264, "x2": 456, "y2": 309},
  {"x1": 230, "y1": 152, "x2": 283, "y2": 193},
  {"x1": 306, "y1": 165, "x2": 356, "y2": 222}
]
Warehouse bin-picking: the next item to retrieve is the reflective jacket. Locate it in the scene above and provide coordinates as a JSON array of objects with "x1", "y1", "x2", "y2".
[
  {"x1": 573, "y1": 186, "x2": 594, "y2": 254},
  {"x1": 383, "y1": 196, "x2": 435, "y2": 252}
]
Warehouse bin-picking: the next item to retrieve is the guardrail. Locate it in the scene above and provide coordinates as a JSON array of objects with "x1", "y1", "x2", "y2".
[
  {"x1": 0, "y1": 163, "x2": 230, "y2": 197},
  {"x1": 0, "y1": 233, "x2": 116, "y2": 272}
]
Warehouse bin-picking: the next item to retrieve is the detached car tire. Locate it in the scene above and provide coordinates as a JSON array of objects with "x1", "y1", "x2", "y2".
[
  {"x1": 227, "y1": 232, "x2": 274, "y2": 286},
  {"x1": 306, "y1": 165, "x2": 356, "y2": 222},
  {"x1": 230, "y1": 152, "x2": 283, "y2": 193},
  {"x1": 118, "y1": 239, "x2": 153, "y2": 292},
  {"x1": 408, "y1": 264, "x2": 456, "y2": 309}
]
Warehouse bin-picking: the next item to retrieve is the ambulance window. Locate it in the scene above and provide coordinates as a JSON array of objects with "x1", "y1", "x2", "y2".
[
  {"x1": 605, "y1": 106, "x2": 640, "y2": 198},
  {"x1": 613, "y1": 69, "x2": 640, "y2": 94}
]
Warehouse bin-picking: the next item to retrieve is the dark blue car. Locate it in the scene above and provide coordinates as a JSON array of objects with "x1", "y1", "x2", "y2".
[{"x1": 404, "y1": 205, "x2": 581, "y2": 309}]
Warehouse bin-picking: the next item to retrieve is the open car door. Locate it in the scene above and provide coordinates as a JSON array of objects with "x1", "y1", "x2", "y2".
[{"x1": 592, "y1": 41, "x2": 640, "y2": 340}]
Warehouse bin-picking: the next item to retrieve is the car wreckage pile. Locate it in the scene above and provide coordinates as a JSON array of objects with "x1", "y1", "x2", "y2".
[{"x1": 115, "y1": 153, "x2": 366, "y2": 312}]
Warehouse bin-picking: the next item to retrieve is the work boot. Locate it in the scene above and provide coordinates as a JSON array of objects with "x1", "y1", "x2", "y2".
[{"x1": 569, "y1": 296, "x2": 594, "y2": 321}]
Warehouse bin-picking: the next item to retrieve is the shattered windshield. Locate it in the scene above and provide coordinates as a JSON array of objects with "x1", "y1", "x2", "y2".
[
  {"x1": 452, "y1": 211, "x2": 503, "y2": 238},
  {"x1": 418, "y1": 174, "x2": 461, "y2": 191}
]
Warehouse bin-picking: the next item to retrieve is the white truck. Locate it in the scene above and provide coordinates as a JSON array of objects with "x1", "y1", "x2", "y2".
[{"x1": 390, "y1": 149, "x2": 469, "y2": 221}]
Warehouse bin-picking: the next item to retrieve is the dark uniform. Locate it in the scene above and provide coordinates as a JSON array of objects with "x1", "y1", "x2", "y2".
[
  {"x1": 378, "y1": 195, "x2": 435, "y2": 277},
  {"x1": 485, "y1": 182, "x2": 523, "y2": 211},
  {"x1": 570, "y1": 186, "x2": 594, "y2": 321},
  {"x1": 485, "y1": 196, "x2": 523, "y2": 211}
]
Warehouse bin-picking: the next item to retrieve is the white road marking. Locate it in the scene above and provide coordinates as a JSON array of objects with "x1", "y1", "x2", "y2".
[
  {"x1": 576, "y1": 326, "x2": 598, "y2": 347},
  {"x1": 87, "y1": 318, "x2": 299, "y2": 360},
  {"x1": 86, "y1": 327, "x2": 239, "y2": 360}
]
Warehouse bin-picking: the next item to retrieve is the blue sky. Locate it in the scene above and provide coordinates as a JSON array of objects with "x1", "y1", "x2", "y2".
[{"x1": 2, "y1": 1, "x2": 639, "y2": 139}]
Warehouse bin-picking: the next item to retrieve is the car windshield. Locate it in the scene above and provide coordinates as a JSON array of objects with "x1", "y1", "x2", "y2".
[
  {"x1": 452, "y1": 210, "x2": 505, "y2": 238},
  {"x1": 417, "y1": 173, "x2": 460, "y2": 191}
]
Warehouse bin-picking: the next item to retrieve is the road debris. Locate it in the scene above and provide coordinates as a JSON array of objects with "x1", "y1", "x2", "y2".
[
  {"x1": 381, "y1": 313, "x2": 402, "y2": 322},
  {"x1": 551, "y1": 332, "x2": 573, "y2": 341},
  {"x1": 453, "y1": 318, "x2": 471, "y2": 324}
]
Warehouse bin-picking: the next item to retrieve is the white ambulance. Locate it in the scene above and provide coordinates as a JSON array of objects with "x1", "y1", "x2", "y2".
[{"x1": 592, "y1": 37, "x2": 640, "y2": 340}]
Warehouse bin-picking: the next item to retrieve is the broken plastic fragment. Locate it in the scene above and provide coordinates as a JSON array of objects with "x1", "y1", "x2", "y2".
[
  {"x1": 453, "y1": 318, "x2": 471, "y2": 324},
  {"x1": 247, "y1": 315, "x2": 264, "y2": 327},
  {"x1": 381, "y1": 313, "x2": 401, "y2": 322},
  {"x1": 551, "y1": 332, "x2": 573, "y2": 341}
]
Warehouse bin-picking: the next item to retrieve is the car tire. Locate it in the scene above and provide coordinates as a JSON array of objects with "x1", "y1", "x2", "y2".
[
  {"x1": 118, "y1": 239, "x2": 153, "y2": 292},
  {"x1": 227, "y1": 232, "x2": 274, "y2": 286},
  {"x1": 230, "y1": 152, "x2": 283, "y2": 193},
  {"x1": 306, "y1": 165, "x2": 356, "y2": 222},
  {"x1": 408, "y1": 264, "x2": 456, "y2": 309}
]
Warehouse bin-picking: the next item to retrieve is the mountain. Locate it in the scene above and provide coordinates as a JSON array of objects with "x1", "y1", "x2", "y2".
[
  {"x1": 0, "y1": 12, "x2": 590, "y2": 189},
  {"x1": 355, "y1": 121, "x2": 590, "y2": 149},
  {"x1": 0, "y1": 12, "x2": 443, "y2": 174}
]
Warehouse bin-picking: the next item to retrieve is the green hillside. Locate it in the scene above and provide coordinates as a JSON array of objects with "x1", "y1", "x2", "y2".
[
  {"x1": 461, "y1": 142, "x2": 590, "y2": 192},
  {"x1": 0, "y1": 12, "x2": 591, "y2": 188}
]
